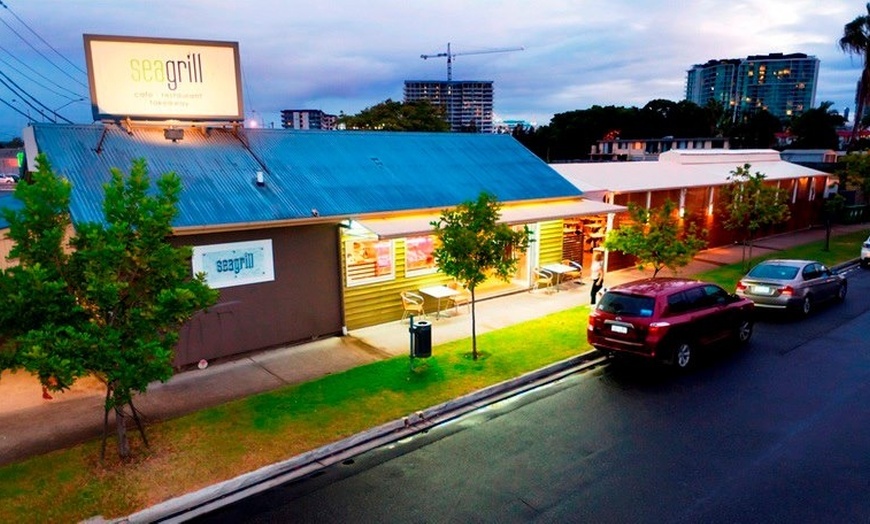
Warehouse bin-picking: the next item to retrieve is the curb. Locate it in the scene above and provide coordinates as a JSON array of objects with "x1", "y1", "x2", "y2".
[{"x1": 113, "y1": 350, "x2": 608, "y2": 523}]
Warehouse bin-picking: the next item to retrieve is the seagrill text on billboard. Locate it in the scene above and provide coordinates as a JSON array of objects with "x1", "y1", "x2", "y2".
[{"x1": 84, "y1": 34, "x2": 243, "y2": 122}]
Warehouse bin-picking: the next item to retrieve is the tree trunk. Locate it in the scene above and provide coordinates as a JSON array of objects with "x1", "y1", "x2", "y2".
[
  {"x1": 129, "y1": 399, "x2": 149, "y2": 448},
  {"x1": 824, "y1": 217, "x2": 832, "y2": 252},
  {"x1": 100, "y1": 387, "x2": 111, "y2": 461},
  {"x1": 115, "y1": 404, "x2": 130, "y2": 459},
  {"x1": 470, "y1": 287, "x2": 478, "y2": 360}
]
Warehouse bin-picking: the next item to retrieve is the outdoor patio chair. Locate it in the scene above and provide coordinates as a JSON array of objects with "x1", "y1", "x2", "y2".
[
  {"x1": 562, "y1": 259, "x2": 583, "y2": 284},
  {"x1": 400, "y1": 291, "x2": 426, "y2": 323},
  {"x1": 446, "y1": 281, "x2": 472, "y2": 314},
  {"x1": 531, "y1": 268, "x2": 555, "y2": 294}
]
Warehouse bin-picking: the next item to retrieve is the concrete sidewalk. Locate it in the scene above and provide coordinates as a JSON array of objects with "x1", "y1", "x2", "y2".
[{"x1": 1, "y1": 223, "x2": 867, "y2": 466}]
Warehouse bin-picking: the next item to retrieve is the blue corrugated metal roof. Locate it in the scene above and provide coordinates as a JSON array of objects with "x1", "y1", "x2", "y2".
[{"x1": 29, "y1": 124, "x2": 582, "y2": 229}]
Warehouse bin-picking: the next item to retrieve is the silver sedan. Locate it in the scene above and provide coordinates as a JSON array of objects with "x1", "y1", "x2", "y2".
[{"x1": 735, "y1": 259, "x2": 847, "y2": 316}]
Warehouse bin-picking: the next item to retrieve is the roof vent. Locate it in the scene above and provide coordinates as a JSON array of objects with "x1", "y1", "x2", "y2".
[{"x1": 255, "y1": 170, "x2": 265, "y2": 187}]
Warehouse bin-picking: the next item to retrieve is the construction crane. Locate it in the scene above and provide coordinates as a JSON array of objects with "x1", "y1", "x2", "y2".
[{"x1": 420, "y1": 42, "x2": 524, "y2": 81}]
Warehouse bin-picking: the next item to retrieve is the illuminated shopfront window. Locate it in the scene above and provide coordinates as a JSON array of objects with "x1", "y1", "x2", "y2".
[
  {"x1": 345, "y1": 237, "x2": 394, "y2": 286},
  {"x1": 405, "y1": 235, "x2": 437, "y2": 276}
]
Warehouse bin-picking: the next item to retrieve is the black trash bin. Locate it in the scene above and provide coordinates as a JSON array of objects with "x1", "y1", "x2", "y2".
[{"x1": 409, "y1": 319, "x2": 432, "y2": 358}]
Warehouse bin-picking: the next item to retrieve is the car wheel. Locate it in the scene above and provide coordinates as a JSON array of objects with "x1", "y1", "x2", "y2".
[
  {"x1": 735, "y1": 317, "x2": 753, "y2": 345},
  {"x1": 836, "y1": 282, "x2": 847, "y2": 302},
  {"x1": 673, "y1": 341, "x2": 693, "y2": 369},
  {"x1": 799, "y1": 296, "x2": 812, "y2": 317}
]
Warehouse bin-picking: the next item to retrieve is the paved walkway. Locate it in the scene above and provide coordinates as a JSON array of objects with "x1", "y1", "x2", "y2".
[{"x1": 1, "y1": 223, "x2": 867, "y2": 466}]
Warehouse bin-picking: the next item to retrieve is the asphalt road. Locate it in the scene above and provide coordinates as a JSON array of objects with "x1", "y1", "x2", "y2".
[{"x1": 198, "y1": 267, "x2": 870, "y2": 524}]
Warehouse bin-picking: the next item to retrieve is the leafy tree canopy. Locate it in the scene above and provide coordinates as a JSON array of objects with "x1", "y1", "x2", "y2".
[
  {"x1": 786, "y1": 101, "x2": 845, "y2": 150},
  {"x1": 0, "y1": 137, "x2": 23, "y2": 148},
  {"x1": 718, "y1": 164, "x2": 791, "y2": 268},
  {"x1": 835, "y1": 151, "x2": 870, "y2": 199},
  {"x1": 515, "y1": 99, "x2": 749, "y2": 163},
  {"x1": 604, "y1": 199, "x2": 707, "y2": 277},
  {"x1": 839, "y1": 2, "x2": 870, "y2": 147},
  {"x1": 338, "y1": 98, "x2": 450, "y2": 131},
  {"x1": 0, "y1": 155, "x2": 218, "y2": 459},
  {"x1": 728, "y1": 109, "x2": 783, "y2": 149}
]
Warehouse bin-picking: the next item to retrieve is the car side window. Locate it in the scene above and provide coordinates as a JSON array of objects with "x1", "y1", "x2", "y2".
[
  {"x1": 682, "y1": 287, "x2": 707, "y2": 311},
  {"x1": 667, "y1": 292, "x2": 687, "y2": 314},
  {"x1": 802, "y1": 264, "x2": 818, "y2": 280},
  {"x1": 703, "y1": 284, "x2": 729, "y2": 305}
]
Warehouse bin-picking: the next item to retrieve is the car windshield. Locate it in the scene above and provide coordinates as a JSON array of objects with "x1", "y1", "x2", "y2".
[
  {"x1": 747, "y1": 264, "x2": 799, "y2": 280},
  {"x1": 597, "y1": 292, "x2": 655, "y2": 317}
]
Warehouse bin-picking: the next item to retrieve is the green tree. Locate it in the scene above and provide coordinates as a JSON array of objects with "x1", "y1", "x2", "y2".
[
  {"x1": 514, "y1": 99, "x2": 736, "y2": 163},
  {"x1": 728, "y1": 109, "x2": 782, "y2": 149},
  {"x1": 338, "y1": 98, "x2": 450, "y2": 131},
  {"x1": 822, "y1": 193, "x2": 846, "y2": 251},
  {"x1": 718, "y1": 164, "x2": 791, "y2": 269},
  {"x1": 835, "y1": 152, "x2": 870, "y2": 202},
  {"x1": 839, "y1": 2, "x2": 870, "y2": 148},
  {"x1": 431, "y1": 193, "x2": 530, "y2": 360},
  {"x1": 0, "y1": 155, "x2": 218, "y2": 460},
  {"x1": 0, "y1": 137, "x2": 23, "y2": 148},
  {"x1": 703, "y1": 99, "x2": 732, "y2": 137},
  {"x1": 787, "y1": 101, "x2": 845, "y2": 149},
  {"x1": 604, "y1": 199, "x2": 707, "y2": 277}
]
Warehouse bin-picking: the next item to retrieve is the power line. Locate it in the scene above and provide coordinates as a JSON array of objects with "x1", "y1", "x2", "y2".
[
  {"x1": 0, "y1": 17, "x2": 87, "y2": 90},
  {"x1": 0, "y1": 0, "x2": 89, "y2": 128},
  {"x1": 0, "y1": 95, "x2": 33, "y2": 119},
  {"x1": 0, "y1": 0, "x2": 87, "y2": 77},
  {"x1": 0, "y1": 70, "x2": 72, "y2": 123},
  {"x1": 0, "y1": 51, "x2": 87, "y2": 100}
]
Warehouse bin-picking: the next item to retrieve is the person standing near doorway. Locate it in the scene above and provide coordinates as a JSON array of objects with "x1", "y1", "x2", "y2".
[{"x1": 589, "y1": 251, "x2": 604, "y2": 305}]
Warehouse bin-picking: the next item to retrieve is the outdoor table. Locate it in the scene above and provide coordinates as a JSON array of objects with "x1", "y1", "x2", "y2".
[
  {"x1": 419, "y1": 285, "x2": 460, "y2": 319},
  {"x1": 541, "y1": 263, "x2": 580, "y2": 290}
]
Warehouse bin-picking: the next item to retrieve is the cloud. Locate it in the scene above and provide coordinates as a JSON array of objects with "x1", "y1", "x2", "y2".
[{"x1": 0, "y1": 0, "x2": 865, "y2": 139}]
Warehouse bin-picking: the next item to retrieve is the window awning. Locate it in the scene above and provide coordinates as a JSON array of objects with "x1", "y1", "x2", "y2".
[{"x1": 355, "y1": 199, "x2": 626, "y2": 239}]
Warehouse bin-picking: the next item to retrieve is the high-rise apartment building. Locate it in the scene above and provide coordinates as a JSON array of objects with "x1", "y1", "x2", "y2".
[
  {"x1": 403, "y1": 80, "x2": 494, "y2": 133},
  {"x1": 686, "y1": 53, "x2": 819, "y2": 122},
  {"x1": 685, "y1": 59, "x2": 740, "y2": 108},
  {"x1": 281, "y1": 109, "x2": 338, "y2": 130}
]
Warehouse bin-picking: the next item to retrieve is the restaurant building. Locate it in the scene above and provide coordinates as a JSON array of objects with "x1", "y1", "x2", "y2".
[
  {"x1": 6, "y1": 34, "x2": 626, "y2": 367},
  {"x1": 21, "y1": 123, "x2": 624, "y2": 367},
  {"x1": 553, "y1": 149, "x2": 836, "y2": 272}
]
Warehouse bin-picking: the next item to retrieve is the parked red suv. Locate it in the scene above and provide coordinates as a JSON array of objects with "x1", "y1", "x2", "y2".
[{"x1": 587, "y1": 278, "x2": 755, "y2": 369}]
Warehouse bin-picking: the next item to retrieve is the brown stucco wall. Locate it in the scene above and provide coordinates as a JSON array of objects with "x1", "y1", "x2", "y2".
[{"x1": 172, "y1": 224, "x2": 343, "y2": 367}]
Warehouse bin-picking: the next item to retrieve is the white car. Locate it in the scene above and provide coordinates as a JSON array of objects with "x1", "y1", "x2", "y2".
[{"x1": 861, "y1": 236, "x2": 870, "y2": 268}]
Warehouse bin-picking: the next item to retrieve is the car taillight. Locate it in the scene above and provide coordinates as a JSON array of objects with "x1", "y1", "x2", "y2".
[
  {"x1": 588, "y1": 312, "x2": 599, "y2": 331},
  {"x1": 735, "y1": 281, "x2": 746, "y2": 292},
  {"x1": 779, "y1": 285, "x2": 794, "y2": 297}
]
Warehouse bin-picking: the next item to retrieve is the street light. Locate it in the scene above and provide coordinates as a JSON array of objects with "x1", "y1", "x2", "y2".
[{"x1": 51, "y1": 98, "x2": 85, "y2": 123}]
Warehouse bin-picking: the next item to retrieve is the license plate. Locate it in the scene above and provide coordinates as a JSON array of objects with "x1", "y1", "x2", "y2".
[
  {"x1": 753, "y1": 285, "x2": 771, "y2": 294},
  {"x1": 611, "y1": 325, "x2": 628, "y2": 334}
]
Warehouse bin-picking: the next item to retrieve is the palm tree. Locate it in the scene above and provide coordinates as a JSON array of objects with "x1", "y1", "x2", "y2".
[{"x1": 839, "y1": 3, "x2": 870, "y2": 148}]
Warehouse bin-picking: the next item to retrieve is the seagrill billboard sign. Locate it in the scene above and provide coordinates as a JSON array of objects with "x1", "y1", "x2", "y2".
[{"x1": 83, "y1": 34, "x2": 243, "y2": 122}]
